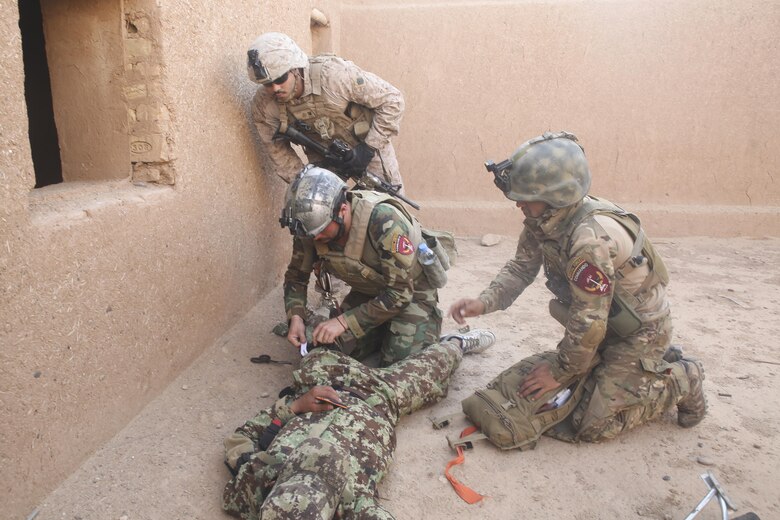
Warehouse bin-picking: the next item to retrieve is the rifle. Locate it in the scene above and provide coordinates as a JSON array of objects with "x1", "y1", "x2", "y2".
[{"x1": 278, "y1": 124, "x2": 421, "y2": 210}]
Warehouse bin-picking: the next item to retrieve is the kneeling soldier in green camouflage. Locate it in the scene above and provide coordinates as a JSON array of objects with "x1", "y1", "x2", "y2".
[
  {"x1": 222, "y1": 329, "x2": 495, "y2": 519},
  {"x1": 449, "y1": 131, "x2": 706, "y2": 445},
  {"x1": 280, "y1": 165, "x2": 448, "y2": 367}
]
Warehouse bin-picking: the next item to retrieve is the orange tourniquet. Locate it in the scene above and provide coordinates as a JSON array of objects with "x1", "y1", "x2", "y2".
[{"x1": 444, "y1": 426, "x2": 487, "y2": 504}]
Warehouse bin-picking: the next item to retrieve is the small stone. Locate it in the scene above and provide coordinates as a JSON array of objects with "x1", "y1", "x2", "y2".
[
  {"x1": 33, "y1": 371, "x2": 42, "y2": 378},
  {"x1": 119, "y1": 516, "x2": 129, "y2": 520},
  {"x1": 662, "y1": 475, "x2": 671, "y2": 481},
  {"x1": 698, "y1": 442, "x2": 704, "y2": 448},
  {"x1": 753, "y1": 443, "x2": 761, "y2": 450},
  {"x1": 260, "y1": 392, "x2": 270, "y2": 398},
  {"x1": 696, "y1": 456, "x2": 714, "y2": 466},
  {"x1": 664, "y1": 514, "x2": 673, "y2": 520},
  {"x1": 480, "y1": 234, "x2": 502, "y2": 247},
  {"x1": 181, "y1": 385, "x2": 188, "y2": 390},
  {"x1": 215, "y1": 423, "x2": 223, "y2": 430}
]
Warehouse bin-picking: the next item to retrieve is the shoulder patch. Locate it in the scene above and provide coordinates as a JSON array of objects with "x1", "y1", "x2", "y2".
[
  {"x1": 567, "y1": 257, "x2": 611, "y2": 295},
  {"x1": 393, "y1": 234, "x2": 414, "y2": 255}
]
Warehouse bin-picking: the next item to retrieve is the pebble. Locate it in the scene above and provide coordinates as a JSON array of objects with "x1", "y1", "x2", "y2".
[
  {"x1": 181, "y1": 385, "x2": 188, "y2": 390},
  {"x1": 480, "y1": 234, "x2": 502, "y2": 247},
  {"x1": 260, "y1": 392, "x2": 270, "y2": 398},
  {"x1": 662, "y1": 475, "x2": 671, "y2": 481},
  {"x1": 696, "y1": 456, "x2": 714, "y2": 466},
  {"x1": 753, "y1": 443, "x2": 761, "y2": 450},
  {"x1": 698, "y1": 442, "x2": 704, "y2": 448}
]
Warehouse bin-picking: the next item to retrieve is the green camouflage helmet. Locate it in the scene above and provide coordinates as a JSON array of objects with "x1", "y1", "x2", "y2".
[
  {"x1": 279, "y1": 165, "x2": 347, "y2": 237},
  {"x1": 247, "y1": 32, "x2": 308, "y2": 85},
  {"x1": 504, "y1": 131, "x2": 591, "y2": 208}
]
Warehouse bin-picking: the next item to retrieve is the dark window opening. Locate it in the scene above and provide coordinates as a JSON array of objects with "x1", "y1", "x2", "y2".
[{"x1": 19, "y1": 0, "x2": 62, "y2": 188}]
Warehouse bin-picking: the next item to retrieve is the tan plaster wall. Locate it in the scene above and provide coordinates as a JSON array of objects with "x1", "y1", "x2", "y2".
[
  {"x1": 340, "y1": 0, "x2": 780, "y2": 237},
  {"x1": 0, "y1": 1, "x2": 320, "y2": 516}
]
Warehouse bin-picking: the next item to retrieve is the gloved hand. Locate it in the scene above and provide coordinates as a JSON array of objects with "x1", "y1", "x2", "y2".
[{"x1": 341, "y1": 142, "x2": 375, "y2": 175}]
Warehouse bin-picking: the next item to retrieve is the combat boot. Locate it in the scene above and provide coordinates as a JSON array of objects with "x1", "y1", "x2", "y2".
[
  {"x1": 663, "y1": 344, "x2": 683, "y2": 363},
  {"x1": 677, "y1": 358, "x2": 707, "y2": 428},
  {"x1": 441, "y1": 329, "x2": 496, "y2": 355}
]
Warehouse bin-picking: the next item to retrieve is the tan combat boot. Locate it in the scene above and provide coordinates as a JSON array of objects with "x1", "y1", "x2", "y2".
[{"x1": 677, "y1": 358, "x2": 707, "y2": 428}]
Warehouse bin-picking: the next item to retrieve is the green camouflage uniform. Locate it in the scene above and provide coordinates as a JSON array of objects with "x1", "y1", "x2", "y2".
[
  {"x1": 222, "y1": 340, "x2": 462, "y2": 519},
  {"x1": 284, "y1": 191, "x2": 441, "y2": 366},
  {"x1": 479, "y1": 197, "x2": 692, "y2": 442}
]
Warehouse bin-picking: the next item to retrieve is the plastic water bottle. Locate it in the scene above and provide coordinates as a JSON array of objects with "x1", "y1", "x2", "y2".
[{"x1": 417, "y1": 242, "x2": 436, "y2": 266}]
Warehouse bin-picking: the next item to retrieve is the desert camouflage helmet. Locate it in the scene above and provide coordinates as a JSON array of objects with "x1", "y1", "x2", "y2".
[
  {"x1": 279, "y1": 165, "x2": 347, "y2": 237},
  {"x1": 247, "y1": 32, "x2": 308, "y2": 85},
  {"x1": 501, "y1": 131, "x2": 591, "y2": 208}
]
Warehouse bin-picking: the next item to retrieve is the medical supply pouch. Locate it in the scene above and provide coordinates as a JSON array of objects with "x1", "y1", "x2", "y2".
[{"x1": 460, "y1": 352, "x2": 588, "y2": 450}]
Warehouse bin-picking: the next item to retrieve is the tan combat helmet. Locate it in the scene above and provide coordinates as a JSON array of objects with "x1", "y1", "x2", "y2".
[
  {"x1": 504, "y1": 131, "x2": 591, "y2": 208},
  {"x1": 247, "y1": 32, "x2": 308, "y2": 85},
  {"x1": 279, "y1": 165, "x2": 347, "y2": 238}
]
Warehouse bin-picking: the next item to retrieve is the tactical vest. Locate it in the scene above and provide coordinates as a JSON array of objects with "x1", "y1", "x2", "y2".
[
  {"x1": 278, "y1": 55, "x2": 374, "y2": 147},
  {"x1": 542, "y1": 196, "x2": 669, "y2": 336},
  {"x1": 314, "y1": 191, "x2": 423, "y2": 296}
]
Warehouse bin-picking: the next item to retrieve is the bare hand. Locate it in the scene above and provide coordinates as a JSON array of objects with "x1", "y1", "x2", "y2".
[
  {"x1": 517, "y1": 364, "x2": 561, "y2": 400},
  {"x1": 312, "y1": 317, "x2": 346, "y2": 345},
  {"x1": 290, "y1": 386, "x2": 344, "y2": 414},
  {"x1": 287, "y1": 315, "x2": 306, "y2": 347},
  {"x1": 447, "y1": 298, "x2": 486, "y2": 325}
]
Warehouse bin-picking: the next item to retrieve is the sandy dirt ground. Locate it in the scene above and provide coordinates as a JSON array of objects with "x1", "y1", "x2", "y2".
[{"x1": 32, "y1": 236, "x2": 780, "y2": 520}]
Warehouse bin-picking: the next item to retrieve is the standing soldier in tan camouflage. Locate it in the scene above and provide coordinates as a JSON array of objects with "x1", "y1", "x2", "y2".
[
  {"x1": 222, "y1": 329, "x2": 495, "y2": 520},
  {"x1": 246, "y1": 32, "x2": 405, "y2": 189},
  {"x1": 448, "y1": 131, "x2": 707, "y2": 443},
  {"x1": 279, "y1": 165, "x2": 449, "y2": 367}
]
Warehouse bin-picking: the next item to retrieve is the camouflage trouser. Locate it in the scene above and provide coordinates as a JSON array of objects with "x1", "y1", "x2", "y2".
[
  {"x1": 518, "y1": 314, "x2": 691, "y2": 443},
  {"x1": 222, "y1": 341, "x2": 462, "y2": 520},
  {"x1": 339, "y1": 288, "x2": 442, "y2": 367}
]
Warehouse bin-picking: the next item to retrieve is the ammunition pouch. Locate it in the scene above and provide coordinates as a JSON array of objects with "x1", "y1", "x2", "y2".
[{"x1": 548, "y1": 288, "x2": 643, "y2": 338}]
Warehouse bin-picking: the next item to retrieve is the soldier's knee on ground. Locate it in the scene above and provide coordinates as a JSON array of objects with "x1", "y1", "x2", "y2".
[
  {"x1": 260, "y1": 437, "x2": 350, "y2": 520},
  {"x1": 576, "y1": 416, "x2": 624, "y2": 443}
]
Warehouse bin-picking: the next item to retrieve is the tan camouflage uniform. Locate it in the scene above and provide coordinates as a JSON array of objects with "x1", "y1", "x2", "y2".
[
  {"x1": 284, "y1": 191, "x2": 441, "y2": 366},
  {"x1": 222, "y1": 340, "x2": 463, "y2": 520},
  {"x1": 479, "y1": 197, "x2": 693, "y2": 442},
  {"x1": 252, "y1": 55, "x2": 404, "y2": 186}
]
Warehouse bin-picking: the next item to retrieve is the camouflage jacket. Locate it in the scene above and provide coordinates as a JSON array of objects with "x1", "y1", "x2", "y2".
[
  {"x1": 252, "y1": 55, "x2": 404, "y2": 185},
  {"x1": 479, "y1": 198, "x2": 669, "y2": 382},
  {"x1": 284, "y1": 195, "x2": 426, "y2": 338}
]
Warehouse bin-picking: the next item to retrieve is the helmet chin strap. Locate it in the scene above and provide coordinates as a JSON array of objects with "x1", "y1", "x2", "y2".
[
  {"x1": 330, "y1": 199, "x2": 350, "y2": 241},
  {"x1": 291, "y1": 68, "x2": 304, "y2": 98},
  {"x1": 332, "y1": 215, "x2": 346, "y2": 241}
]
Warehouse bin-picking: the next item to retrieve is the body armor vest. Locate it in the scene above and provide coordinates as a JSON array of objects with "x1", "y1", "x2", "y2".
[
  {"x1": 278, "y1": 55, "x2": 373, "y2": 148},
  {"x1": 314, "y1": 191, "x2": 423, "y2": 296},
  {"x1": 542, "y1": 196, "x2": 669, "y2": 336}
]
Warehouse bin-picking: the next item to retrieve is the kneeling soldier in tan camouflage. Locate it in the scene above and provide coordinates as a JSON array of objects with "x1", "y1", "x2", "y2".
[
  {"x1": 449, "y1": 131, "x2": 706, "y2": 444},
  {"x1": 222, "y1": 329, "x2": 495, "y2": 519}
]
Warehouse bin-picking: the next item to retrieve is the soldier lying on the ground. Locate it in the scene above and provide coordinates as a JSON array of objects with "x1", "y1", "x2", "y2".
[{"x1": 221, "y1": 329, "x2": 495, "y2": 520}]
